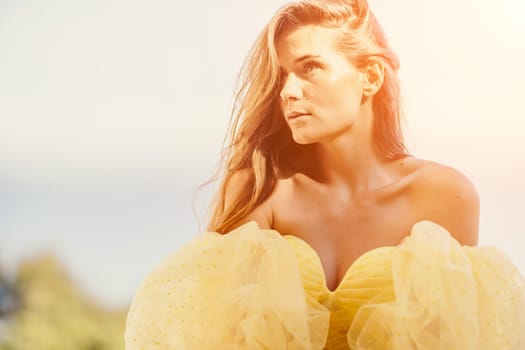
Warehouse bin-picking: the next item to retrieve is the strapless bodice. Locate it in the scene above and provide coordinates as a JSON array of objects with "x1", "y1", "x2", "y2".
[
  {"x1": 125, "y1": 221, "x2": 525, "y2": 350},
  {"x1": 284, "y1": 234, "x2": 395, "y2": 349}
]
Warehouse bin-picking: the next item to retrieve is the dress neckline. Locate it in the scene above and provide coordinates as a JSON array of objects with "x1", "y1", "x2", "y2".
[
  {"x1": 283, "y1": 234, "x2": 395, "y2": 293},
  {"x1": 239, "y1": 220, "x2": 451, "y2": 293}
]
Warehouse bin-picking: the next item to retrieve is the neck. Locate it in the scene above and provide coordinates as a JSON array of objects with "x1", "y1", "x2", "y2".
[{"x1": 312, "y1": 110, "x2": 396, "y2": 196}]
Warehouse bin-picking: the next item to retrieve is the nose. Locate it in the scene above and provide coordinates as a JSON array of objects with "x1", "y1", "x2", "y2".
[{"x1": 279, "y1": 73, "x2": 303, "y2": 101}]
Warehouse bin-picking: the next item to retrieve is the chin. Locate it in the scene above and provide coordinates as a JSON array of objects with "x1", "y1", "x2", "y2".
[{"x1": 291, "y1": 132, "x2": 317, "y2": 145}]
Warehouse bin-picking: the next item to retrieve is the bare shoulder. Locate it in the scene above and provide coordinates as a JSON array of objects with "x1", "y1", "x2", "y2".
[
  {"x1": 409, "y1": 159, "x2": 479, "y2": 245},
  {"x1": 410, "y1": 159, "x2": 478, "y2": 196},
  {"x1": 223, "y1": 168, "x2": 273, "y2": 230}
]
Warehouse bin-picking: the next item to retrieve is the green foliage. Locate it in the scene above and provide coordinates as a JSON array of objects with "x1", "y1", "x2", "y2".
[{"x1": 0, "y1": 255, "x2": 127, "y2": 350}]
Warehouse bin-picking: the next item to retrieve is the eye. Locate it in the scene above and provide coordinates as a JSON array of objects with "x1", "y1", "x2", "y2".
[{"x1": 302, "y1": 61, "x2": 322, "y2": 75}]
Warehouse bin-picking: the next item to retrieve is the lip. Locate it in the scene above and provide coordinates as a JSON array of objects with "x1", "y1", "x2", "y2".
[{"x1": 286, "y1": 111, "x2": 310, "y2": 120}]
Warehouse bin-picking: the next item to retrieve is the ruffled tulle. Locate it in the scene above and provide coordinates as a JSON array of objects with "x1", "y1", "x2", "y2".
[
  {"x1": 347, "y1": 221, "x2": 525, "y2": 350},
  {"x1": 125, "y1": 221, "x2": 525, "y2": 350},
  {"x1": 125, "y1": 222, "x2": 330, "y2": 350}
]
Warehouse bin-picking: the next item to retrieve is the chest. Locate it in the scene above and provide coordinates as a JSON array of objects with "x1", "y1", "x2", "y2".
[{"x1": 271, "y1": 179, "x2": 417, "y2": 291}]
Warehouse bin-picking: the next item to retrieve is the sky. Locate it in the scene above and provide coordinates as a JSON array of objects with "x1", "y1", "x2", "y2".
[{"x1": 1, "y1": 0, "x2": 524, "y2": 308}]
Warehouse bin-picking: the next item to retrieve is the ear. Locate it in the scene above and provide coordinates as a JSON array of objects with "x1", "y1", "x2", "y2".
[{"x1": 360, "y1": 60, "x2": 385, "y2": 97}]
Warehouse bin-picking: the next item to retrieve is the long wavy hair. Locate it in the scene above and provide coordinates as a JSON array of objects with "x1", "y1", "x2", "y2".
[{"x1": 206, "y1": 0, "x2": 408, "y2": 233}]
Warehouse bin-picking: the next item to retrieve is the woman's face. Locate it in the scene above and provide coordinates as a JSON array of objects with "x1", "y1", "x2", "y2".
[{"x1": 276, "y1": 24, "x2": 366, "y2": 145}]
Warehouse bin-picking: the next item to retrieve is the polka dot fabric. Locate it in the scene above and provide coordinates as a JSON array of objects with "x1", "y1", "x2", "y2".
[{"x1": 125, "y1": 221, "x2": 525, "y2": 349}]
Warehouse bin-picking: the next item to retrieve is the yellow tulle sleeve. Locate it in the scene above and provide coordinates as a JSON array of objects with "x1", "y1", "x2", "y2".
[
  {"x1": 347, "y1": 221, "x2": 525, "y2": 350},
  {"x1": 124, "y1": 222, "x2": 330, "y2": 350}
]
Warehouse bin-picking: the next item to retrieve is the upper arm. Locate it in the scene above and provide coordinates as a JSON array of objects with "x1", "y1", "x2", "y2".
[
  {"x1": 222, "y1": 169, "x2": 273, "y2": 230},
  {"x1": 413, "y1": 164, "x2": 480, "y2": 246}
]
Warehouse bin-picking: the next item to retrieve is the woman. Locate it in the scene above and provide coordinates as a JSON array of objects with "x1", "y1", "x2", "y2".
[{"x1": 125, "y1": 0, "x2": 525, "y2": 349}]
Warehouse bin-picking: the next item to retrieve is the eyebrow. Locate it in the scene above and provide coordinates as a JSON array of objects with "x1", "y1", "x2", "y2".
[{"x1": 294, "y1": 54, "x2": 321, "y2": 64}]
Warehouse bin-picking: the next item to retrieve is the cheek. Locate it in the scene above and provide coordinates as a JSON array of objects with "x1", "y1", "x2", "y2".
[
  {"x1": 324, "y1": 72, "x2": 363, "y2": 106},
  {"x1": 278, "y1": 99, "x2": 286, "y2": 114},
  {"x1": 324, "y1": 83, "x2": 363, "y2": 115}
]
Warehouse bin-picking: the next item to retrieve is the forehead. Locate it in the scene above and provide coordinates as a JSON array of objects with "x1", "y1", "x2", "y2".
[{"x1": 276, "y1": 25, "x2": 341, "y2": 63}]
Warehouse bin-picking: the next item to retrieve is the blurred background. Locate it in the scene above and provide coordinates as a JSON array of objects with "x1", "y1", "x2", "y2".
[{"x1": 1, "y1": 0, "x2": 524, "y2": 348}]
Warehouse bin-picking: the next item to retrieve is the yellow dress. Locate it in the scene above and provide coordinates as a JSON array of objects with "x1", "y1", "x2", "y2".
[{"x1": 125, "y1": 221, "x2": 525, "y2": 350}]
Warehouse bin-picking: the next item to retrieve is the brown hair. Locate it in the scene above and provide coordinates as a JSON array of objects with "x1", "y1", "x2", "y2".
[{"x1": 207, "y1": 0, "x2": 408, "y2": 233}]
